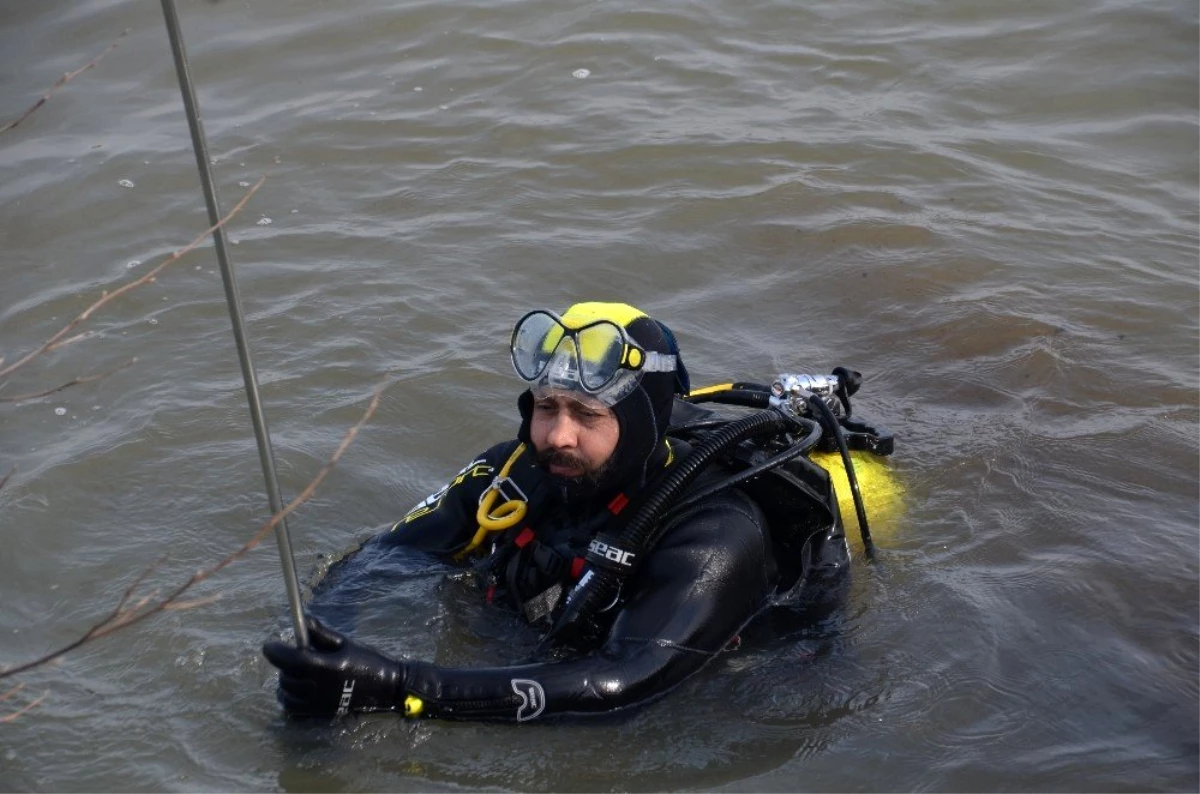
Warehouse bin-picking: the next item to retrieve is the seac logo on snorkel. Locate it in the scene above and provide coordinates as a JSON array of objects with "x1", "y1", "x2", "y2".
[
  {"x1": 588, "y1": 538, "x2": 636, "y2": 567},
  {"x1": 511, "y1": 678, "x2": 546, "y2": 722}
]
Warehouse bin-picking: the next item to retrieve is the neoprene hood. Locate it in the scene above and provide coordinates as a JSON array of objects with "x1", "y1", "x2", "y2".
[{"x1": 516, "y1": 302, "x2": 689, "y2": 493}]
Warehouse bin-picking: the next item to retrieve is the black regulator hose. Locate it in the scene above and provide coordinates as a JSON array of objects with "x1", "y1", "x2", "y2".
[
  {"x1": 663, "y1": 416, "x2": 823, "y2": 520},
  {"x1": 686, "y1": 376, "x2": 876, "y2": 558},
  {"x1": 807, "y1": 392, "x2": 874, "y2": 557},
  {"x1": 543, "y1": 408, "x2": 797, "y2": 645},
  {"x1": 685, "y1": 381, "x2": 876, "y2": 557}
]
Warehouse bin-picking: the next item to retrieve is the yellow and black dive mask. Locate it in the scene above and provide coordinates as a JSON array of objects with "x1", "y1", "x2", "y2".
[{"x1": 509, "y1": 304, "x2": 678, "y2": 408}]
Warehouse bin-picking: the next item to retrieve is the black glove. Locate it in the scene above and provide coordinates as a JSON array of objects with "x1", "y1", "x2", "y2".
[{"x1": 262, "y1": 615, "x2": 406, "y2": 718}]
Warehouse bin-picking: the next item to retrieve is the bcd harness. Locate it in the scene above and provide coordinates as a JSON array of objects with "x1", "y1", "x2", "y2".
[
  {"x1": 459, "y1": 417, "x2": 854, "y2": 631},
  {"x1": 461, "y1": 440, "x2": 680, "y2": 626}
]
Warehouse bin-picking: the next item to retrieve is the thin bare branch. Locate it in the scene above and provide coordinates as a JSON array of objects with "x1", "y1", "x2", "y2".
[
  {"x1": 0, "y1": 555, "x2": 170, "y2": 682},
  {"x1": 0, "y1": 176, "x2": 265, "y2": 381},
  {"x1": 0, "y1": 358, "x2": 137, "y2": 403},
  {"x1": 127, "y1": 591, "x2": 162, "y2": 615},
  {"x1": 162, "y1": 594, "x2": 222, "y2": 611},
  {"x1": 46, "y1": 331, "x2": 96, "y2": 354},
  {"x1": 0, "y1": 466, "x2": 13, "y2": 494},
  {"x1": 0, "y1": 382, "x2": 386, "y2": 680},
  {"x1": 0, "y1": 683, "x2": 25, "y2": 703},
  {"x1": 0, "y1": 691, "x2": 48, "y2": 723},
  {"x1": 1, "y1": 30, "x2": 130, "y2": 135}
]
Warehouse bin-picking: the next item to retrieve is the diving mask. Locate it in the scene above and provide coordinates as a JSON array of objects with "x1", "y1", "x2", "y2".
[{"x1": 510, "y1": 309, "x2": 677, "y2": 407}]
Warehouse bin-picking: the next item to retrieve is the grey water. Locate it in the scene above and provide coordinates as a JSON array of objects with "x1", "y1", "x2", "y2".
[{"x1": 1, "y1": 0, "x2": 1196, "y2": 791}]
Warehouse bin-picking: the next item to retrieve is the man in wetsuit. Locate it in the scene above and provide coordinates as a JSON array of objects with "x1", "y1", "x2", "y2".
[{"x1": 263, "y1": 301, "x2": 847, "y2": 722}]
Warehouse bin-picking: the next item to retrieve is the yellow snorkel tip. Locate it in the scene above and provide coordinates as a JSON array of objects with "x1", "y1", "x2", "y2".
[{"x1": 404, "y1": 695, "x2": 424, "y2": 718}]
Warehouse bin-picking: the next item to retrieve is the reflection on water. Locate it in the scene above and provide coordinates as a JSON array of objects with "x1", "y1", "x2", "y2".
[{"x1": 0, "y1": 0, "x2": 1196, "y2": 790}]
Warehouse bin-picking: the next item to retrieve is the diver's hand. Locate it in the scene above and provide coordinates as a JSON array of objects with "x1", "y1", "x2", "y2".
[{"x1": 262, "y1": 615, "x2": 405, "y2": 718}]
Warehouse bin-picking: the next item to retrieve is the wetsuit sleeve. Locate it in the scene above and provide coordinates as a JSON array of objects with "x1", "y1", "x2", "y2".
[
  {"x1": 381, "y1": 440, "x2": 521, "y2": 556},
  {"x1": 401, "y1": 490, "x2": 775, "y2": 721}
]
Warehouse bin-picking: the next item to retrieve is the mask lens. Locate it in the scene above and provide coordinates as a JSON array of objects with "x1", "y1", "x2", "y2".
[
  {"x1": 511, "y1": 310, "x2": 648, "y2": 406},
  {"x1": 575, "y1": 322, "x2": 625, "y2": 391},
  {"x1": 511, "y1": 311, "x2": 567, "y2": 381}
]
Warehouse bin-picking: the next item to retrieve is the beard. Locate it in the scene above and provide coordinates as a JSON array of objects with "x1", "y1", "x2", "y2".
[{"x1": 535, "y1": 447, "x2": 615, "y2": 497}]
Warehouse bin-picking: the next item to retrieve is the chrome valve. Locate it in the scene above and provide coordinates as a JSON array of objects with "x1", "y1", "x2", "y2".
[{"x1": 769, "y1": 373, "x2": 843, "y2": 417}]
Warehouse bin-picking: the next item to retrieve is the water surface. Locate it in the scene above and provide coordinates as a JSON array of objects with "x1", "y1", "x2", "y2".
[{"x1": 0, "y1": 0, "x2": 1196, "y2": 790}]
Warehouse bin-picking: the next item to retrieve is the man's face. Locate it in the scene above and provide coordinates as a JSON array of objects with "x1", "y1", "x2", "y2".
[{"x1": 529, "y1": 393, "x2": 619, "y2": 483}]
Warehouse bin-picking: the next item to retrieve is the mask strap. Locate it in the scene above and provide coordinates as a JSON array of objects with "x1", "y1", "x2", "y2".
[{"x1": 654, "y1": 320, "x2": 690, "y2": 395}]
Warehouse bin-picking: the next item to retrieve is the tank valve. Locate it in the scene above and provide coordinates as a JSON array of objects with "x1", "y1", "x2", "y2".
[{"x1": 769, "y1": 373, "x2": 842, "y2": 417}]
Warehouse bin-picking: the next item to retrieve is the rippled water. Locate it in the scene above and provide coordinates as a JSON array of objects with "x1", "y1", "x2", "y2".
[{"x1": 1, "y1": 0, "x2": 1196, "y2": 791}]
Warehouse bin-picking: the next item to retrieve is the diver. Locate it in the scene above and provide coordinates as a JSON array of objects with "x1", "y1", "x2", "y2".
[{"x1": 263, "y1": 301, "x2": 875, "y2": 722}]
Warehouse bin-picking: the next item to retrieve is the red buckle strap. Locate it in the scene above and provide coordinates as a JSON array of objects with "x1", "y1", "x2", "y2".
[
  {"x1": 570, "y1": 557, "x2": 585, "y2": 580},
  {"x1": 514, "y1": 527, "x2": 536, "y2": 548},
  {"x1": 607, "y1": 492, "x2": 629, "y2": 514}
]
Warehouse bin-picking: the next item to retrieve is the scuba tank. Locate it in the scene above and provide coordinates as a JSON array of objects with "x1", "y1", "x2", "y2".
[{"x1": 540, "y1": 367, "x2": 896, "y2": 648}]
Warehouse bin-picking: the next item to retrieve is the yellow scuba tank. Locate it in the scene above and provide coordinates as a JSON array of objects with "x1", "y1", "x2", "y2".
[
  {"x1": 685, "y1": 372, "x2": 902, "y2": 551},
  {"x1": 809, "y1": 450, "x2": 903, "y2": 547}
]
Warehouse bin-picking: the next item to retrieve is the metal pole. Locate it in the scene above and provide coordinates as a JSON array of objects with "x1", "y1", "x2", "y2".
[{"x1": 159, "y1": 0, "x2": 309, "y2": 647}]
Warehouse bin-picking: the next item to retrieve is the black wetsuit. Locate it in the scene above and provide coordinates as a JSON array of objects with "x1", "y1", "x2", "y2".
[{"x1": 307, "y1": 431, "x2": 848, "y2": 722}]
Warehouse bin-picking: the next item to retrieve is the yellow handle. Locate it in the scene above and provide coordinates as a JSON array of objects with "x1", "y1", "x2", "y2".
[
  {"x1": 686, "y1": 383, "x2": 735, "y2": 397},
  {"x1": 458, "y1": 443, "x2": 528, "y2": 557}
]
